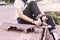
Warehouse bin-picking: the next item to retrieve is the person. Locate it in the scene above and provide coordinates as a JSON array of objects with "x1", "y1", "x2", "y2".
[{"x1": 14, "y1": 0, "x2": 59, "y2": 40}]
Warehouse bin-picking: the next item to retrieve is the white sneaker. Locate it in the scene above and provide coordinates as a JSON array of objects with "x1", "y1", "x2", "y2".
[
  {"x1": 53, "y1": 32, "x2": 59, "y2": 40},
  {"x1": 40, "y1": 22, "x2": 51, "y2": 28}
]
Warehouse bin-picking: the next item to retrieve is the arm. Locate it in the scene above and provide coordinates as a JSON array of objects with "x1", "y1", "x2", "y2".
[
  {"x1": 16, "y1": 8, "x2": 42, "y2": 26},
  {"x1": 16, "y1": 8, "x2": 33, "y2": 23},
  {"x1": 14, "y1": 0, "x2": 41, "y2": 26}
]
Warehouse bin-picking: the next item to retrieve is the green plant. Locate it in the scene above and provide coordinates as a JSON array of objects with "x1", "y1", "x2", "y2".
[{"x1": 51, "y1": 12, "x2": 59, "y2": 25}]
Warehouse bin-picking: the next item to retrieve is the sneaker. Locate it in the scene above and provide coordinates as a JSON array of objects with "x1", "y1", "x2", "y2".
[
  {"x1": 42, "y1": 22, "x2": 48, "y2": 26},
  {"x1": 40, "y1": 22, "x2": 51, "y2": 28}
]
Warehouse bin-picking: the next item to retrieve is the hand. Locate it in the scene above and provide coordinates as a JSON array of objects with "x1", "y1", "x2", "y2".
[{"x1": 34, "y1": 19, "x2": 42, "y2": 27}]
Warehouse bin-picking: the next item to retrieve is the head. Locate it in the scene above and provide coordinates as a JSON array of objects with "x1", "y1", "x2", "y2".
[{"x1": 22, "y1": 0, "x2": 27, "y2": 3}]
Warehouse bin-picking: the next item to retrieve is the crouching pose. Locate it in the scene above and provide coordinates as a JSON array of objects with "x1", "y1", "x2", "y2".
[{"x1": 14, "y1": 0, "x2": 59, "y2": 40}]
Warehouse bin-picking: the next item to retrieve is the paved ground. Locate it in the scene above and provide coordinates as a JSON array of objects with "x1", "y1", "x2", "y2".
[
  {"x1": 0, "y1": 5, "x2": 60, "y2": 40},
  {"x1": 0, "y1": 25, "x2": 60, "y2": 40}
]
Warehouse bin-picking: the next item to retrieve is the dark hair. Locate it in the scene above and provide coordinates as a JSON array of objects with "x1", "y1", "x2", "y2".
[{"x1": 22, "y1": 0, "x2": 27, "y2": 4}]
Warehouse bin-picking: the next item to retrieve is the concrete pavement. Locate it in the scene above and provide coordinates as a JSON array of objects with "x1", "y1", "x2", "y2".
[
  {"x1": 0, "y1": 25, "x2": 60, "y2": 40},
  {"x1": 0, "y1": 5, "x2": 60, "y2": 40}
]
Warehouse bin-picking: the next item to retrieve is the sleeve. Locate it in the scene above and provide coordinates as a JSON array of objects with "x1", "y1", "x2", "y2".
[{"x1": 14, "y1": 0, "x2": 24, "y2": 9}]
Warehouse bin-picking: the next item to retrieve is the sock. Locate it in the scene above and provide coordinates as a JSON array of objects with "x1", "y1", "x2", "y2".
[{"x1": 51, "y1": 32, "x2": 58, "y2": 40}]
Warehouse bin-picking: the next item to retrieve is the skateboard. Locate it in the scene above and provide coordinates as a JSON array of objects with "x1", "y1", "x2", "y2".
[{"x1": 2, "y1": 22, "x2": 35, "y2": 33}]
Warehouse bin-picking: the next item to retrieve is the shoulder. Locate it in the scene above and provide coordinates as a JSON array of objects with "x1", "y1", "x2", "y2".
[
  {"x1": 14, "y1": 0, "x2": 24, "y2": 8},
  {"x1": 14, "y1": 0, "x2": 23, "y2": 4}
]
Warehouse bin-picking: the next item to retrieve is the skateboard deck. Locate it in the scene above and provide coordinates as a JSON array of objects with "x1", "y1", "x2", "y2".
[{"x1": 2, "y1": 22, "x2": 35, "y2": 33}]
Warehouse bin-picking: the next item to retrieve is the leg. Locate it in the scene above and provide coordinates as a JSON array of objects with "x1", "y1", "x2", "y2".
[
  {"x1": 46, "y1": 15, "x2": 55, "y2": 30},
  {"x1": 46, "y1": 14, "x2": 58, "y2": 40},
  {"x1": 17, "y1": 1, "x2": 42, "y2": 24},
  {"x1": 29, "y1": 1, "x2": 42, "y2": 18},
  {"x1": 40, "y1": 28, "x2": 45, "y2": 40}
]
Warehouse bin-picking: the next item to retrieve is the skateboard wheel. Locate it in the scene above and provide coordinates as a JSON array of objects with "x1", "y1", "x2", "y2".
[
  {"x1": 7, "y1": 28, "x2": 10, "y2": 31},
  {"x1": 31, "y1": 28, "x2": 35, "y2": 32},
  {"x1": 7, "y1": 26, "x2": 17, "y2": 31},
  {"x1": 29, "y1": 27, "x2": 35, "y2": 32},
  {"x1": 6, "y1": 28, "x2": 10, "y2": 31},
  {"x1": 7, "y1": 26, "x2": 13, "y2": 31},
  {"x1": 24, "y1": 30, "x2": 27, "y2": 33}
]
